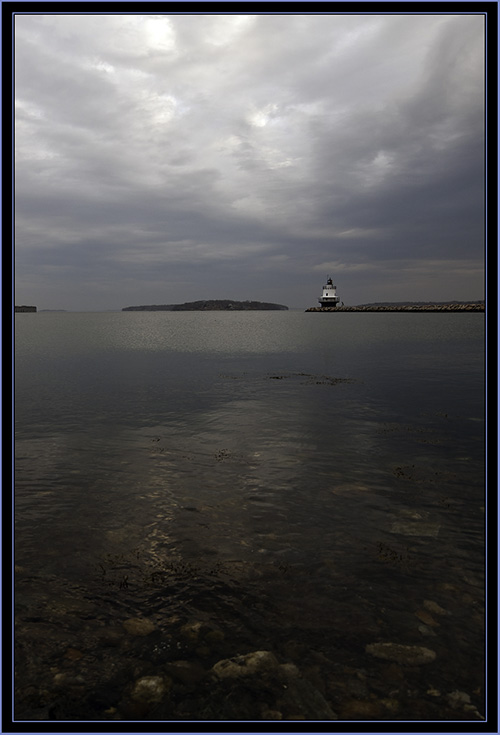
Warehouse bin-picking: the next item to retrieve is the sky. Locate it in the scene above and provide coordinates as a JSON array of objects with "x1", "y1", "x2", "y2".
[{"x1": 14, "y1": 12, "x2": 485, "y2": 310}]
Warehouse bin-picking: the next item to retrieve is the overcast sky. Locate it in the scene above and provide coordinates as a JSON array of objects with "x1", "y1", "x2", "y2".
[{"x1": 15, "y1": 12, "x2": 485, "y2": 310}]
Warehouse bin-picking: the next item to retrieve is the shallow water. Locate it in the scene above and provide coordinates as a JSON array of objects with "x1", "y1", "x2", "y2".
[{"x1": 14, "y1": 311, "x2": 485, "y2": 722}]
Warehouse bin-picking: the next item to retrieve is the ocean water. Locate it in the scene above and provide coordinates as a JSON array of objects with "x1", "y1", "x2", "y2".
[{"x1": 14, "y1": 311, "x2": 485, "y2": 721}]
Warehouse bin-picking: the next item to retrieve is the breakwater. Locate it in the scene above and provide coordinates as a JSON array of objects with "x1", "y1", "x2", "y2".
[
  {"x1": 15, "y1": 305, "x2": 37, "y2": 313},
  {"x1": 306, "y1": 304, "x2": 484, "y2": 313}
]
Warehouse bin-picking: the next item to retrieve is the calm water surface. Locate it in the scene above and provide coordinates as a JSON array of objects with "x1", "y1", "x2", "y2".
[{"x1": 14, "y1": 311, "x2": 485, "y2": 721}]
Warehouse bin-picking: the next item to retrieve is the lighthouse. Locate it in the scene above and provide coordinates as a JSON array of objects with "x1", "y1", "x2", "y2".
[{"x1": 318, "y1": 277, "x2": 340, "y2": 308}]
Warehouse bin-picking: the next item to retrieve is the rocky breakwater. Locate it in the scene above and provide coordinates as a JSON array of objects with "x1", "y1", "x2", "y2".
[
  {"x1": 15, "y1": 305, "x2": 37, "y2": 313},
  {"x1": 306, "y1": 303, "x2": 484, "y2": 313}
]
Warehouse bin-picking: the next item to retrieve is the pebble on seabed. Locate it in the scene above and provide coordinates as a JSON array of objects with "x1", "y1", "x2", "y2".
[{"x1": 365, "y1": 642, "x2": 436, "y2": 665}]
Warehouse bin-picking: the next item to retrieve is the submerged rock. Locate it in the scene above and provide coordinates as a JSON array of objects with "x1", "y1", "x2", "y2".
[
  {"x1": 415, "y1": 609, "x2": 440, "y2": 627},
  {"x1": 365, "y1": 642, "x2": 436, "y2": 666},
  {"x1": 98, "y1": 626, "x2": 124, "y2": 647},
  {"x1": 417, "y1": 624, "x2": 437, "y2": 637},
  {"x1": 212, "y1": 650, "x2": 279, "y2": 679},
  {"x1": 390, "y1": 521, "x2": 441, "y2": 537},
  {"x1": 122, "y1": 617, "x2": 156, "y2": 636},
  {"x1": 131, "y1": 675, "x2": 171, "y2": 704},
  {"x1": 53, "y1": 672, "x2": 85, "y2": 687},
  {"x1": 446, "y1": 690, "x2": 471, "y2": 709},
  {"x1": 339, "y1": 699, "x2": 384, "y2": 719},
  {"x1": 208, "y1": 650, "x2": 337, "y2": 720},
  {"x1": 180, "y1": 621, "x2": 205, "y2": 642},
  {"x1": 120, "y1": 675, "x2": 173, "y2": 719},
  {"x1": 164, "y1": 660, "x2": 207, "y2": 685},
  {"x1": 423, "y1": 599, "x2": 448, "y2": 615},
  {"x1": 262, "y1": 709, "x2": 283, "y2": 720}
]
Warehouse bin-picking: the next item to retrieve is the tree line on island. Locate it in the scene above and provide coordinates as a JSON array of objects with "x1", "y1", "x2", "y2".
[{"x1": 122, "y1": 300, "x2": 288, "y2": 311}]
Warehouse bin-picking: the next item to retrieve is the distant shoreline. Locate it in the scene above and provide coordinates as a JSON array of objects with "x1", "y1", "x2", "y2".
[{"x1": 15, "y1": 302, "x2": 485, "y2": 314}]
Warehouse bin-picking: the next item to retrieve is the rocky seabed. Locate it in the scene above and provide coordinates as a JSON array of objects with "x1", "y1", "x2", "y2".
[{"x1": 14, "y1": 574, "x2": 485, "y2": 723}]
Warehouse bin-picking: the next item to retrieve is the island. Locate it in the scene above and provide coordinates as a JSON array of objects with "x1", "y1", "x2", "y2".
[
  {"x1": 123, "y1": 300, "x2": 288, "y2": 311},
  {"x1": 15, "y1": 305, "x2": 37, "y2": 313}
]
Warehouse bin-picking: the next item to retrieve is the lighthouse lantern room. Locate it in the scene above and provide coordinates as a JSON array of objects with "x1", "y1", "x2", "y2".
[{"x1": 318, "y1": 277, "x2": 340, "y2": 308}]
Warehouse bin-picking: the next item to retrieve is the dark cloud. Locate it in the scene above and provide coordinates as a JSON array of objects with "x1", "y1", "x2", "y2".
[{"x1": 14, "y1": 13, "x2": 485, "y2": 310}]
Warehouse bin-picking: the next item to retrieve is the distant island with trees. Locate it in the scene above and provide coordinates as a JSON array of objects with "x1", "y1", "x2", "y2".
[{"x1": 123, "y1": 300, "x2": 288, "y2": 311}]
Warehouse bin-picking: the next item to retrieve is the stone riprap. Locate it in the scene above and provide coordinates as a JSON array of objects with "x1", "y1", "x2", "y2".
[{"x1": 306, "y1": 303, "x2": 484, "y2": 312}]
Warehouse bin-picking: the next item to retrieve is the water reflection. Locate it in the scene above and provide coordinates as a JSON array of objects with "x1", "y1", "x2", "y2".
[{"x1": 16, "y1": 366, "x2": 484, "y2": 594}]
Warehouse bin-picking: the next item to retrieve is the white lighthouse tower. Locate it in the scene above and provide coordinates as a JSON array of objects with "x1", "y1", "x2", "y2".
[{"x1": 318, "y1": 277, "x2": 340, "y2": 308}]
